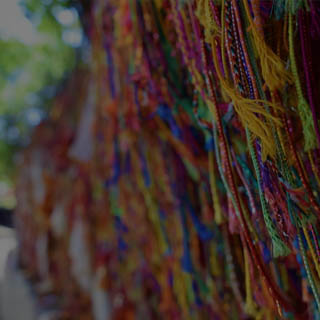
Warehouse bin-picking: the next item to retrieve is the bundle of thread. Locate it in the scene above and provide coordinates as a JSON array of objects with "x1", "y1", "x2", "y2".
[{"x1": 15, "y1": 0, "x2": 320, "y2": 319}]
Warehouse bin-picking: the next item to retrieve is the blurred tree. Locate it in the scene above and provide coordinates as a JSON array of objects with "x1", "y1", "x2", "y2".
[{"x1": 0, "y1": 0, "x2": 83, "y2": 207}]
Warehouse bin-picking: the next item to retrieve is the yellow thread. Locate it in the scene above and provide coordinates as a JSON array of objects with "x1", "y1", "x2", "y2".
[
  {"x1": 220, "y1": 0, "x2": 229, "y2": 82},
  {"x1": 210, "y1": 242, "x2": 221, "y2": 276},
  {"x1": 303, "y1": 226, "x2": 320, "y2": 280},
  {"x1": 243, "y1": 0, "x2": 292, "y2": 92},
  {"x1": 240, "y1": 198, "x2": 259, "y2": 242},
  {"x1": 196, "y1": 0, "x2": 221, "y2": 43},
  {"x1": 308, "y1": 151, "x2": 320, "y2": 188},
  {"x1": 133, "y1": 150, "x2": 167, "y2": 256},
  {"x1": 210, "y1": 41, "x2": 283, "y2": 158},
  {"x1": 261, "y1": 277, "x2": 277, "y2": 317},
  {"x1": 173, "y1": 267, "x2": 189, "y2": 317},
  {"x1": 244, "y1": 248, "x2": 258, "y2": 316}
]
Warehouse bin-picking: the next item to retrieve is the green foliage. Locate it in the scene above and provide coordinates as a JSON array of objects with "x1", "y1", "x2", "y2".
[
  {"x1": 0, "y1": 0, "x2": 81, "y2": 182},
  {"x1": 0, "y1": 0, "x2": 82, "y2": 207}
]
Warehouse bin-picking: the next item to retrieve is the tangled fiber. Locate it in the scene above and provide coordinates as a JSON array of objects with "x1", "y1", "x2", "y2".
[{"x1": 15, "y1": 0, "x2": 320, "y2": 319}]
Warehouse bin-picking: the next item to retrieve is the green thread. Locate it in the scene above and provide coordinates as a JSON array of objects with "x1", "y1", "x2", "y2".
[{"x1": 246, "y1": 128, "x2": 290, "y2": 257}]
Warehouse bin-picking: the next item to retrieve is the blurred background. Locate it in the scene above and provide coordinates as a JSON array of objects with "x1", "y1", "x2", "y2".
[
  {"x1": 0, "y1": 2, "x2": 84, "y2": 317},
  {"x1": 0, "y1": 0, "x2": 83, "y2": 209}
]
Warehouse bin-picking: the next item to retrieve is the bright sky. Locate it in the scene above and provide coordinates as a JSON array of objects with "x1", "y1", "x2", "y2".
[{"x1": 0, "y1": 0, "x2": 40, "y2": 44}]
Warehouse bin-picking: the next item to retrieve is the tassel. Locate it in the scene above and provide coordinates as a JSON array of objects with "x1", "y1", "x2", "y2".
[
  {"x1": 195, "y1": 0, "x2": 221, "y2": 43},
  {"x1": 297, "y1": 97, "x2": 317, "y2": 151},
  {"x1": 243, "y1": 0, "x2": 292, "y2": 92},
  {"x1": 210, "y1": 40, "x2": 283, "y2": 159}
]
